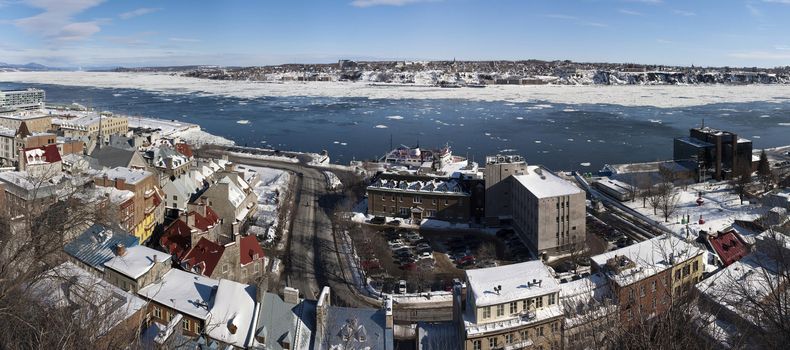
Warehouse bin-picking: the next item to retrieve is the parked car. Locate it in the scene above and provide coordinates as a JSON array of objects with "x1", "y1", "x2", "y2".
[
  {"x1": 370, "y1": 216, "x2": 386, "y2": 225},
  {"x1": 455, "y1": 255, "x2": 476, "y2": 265},
  {"x1": 386, "y1": 219, "x2": 402, "y2": 226},
  {"x1": 388, "y1": 240, "x2": 405, "y2": 249},
  {"x1": 395, "y1": 249, "x2": 414, "y2": 258},
  {"x1": 405, "y1": 231, "x2": 422, "y2": 242},
  {"x1": 415, "y1": 243, "x2": 432, "y2": 252},
  {"x1": 398, "y1": 280, "x2": 407, "y2": 294},
  {"x1": 418, "y1": 251, "x2": 433, "y2": 260}
]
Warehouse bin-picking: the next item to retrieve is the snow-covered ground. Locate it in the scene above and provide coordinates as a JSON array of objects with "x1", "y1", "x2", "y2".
[
  {"x1": 237, "y1": 165, "x2": 290, "y2": 244},
  {"x1": 323, "y1": 171, "x2": 343, "y2": 191},
  {"x1": 126, "y1": 116, "x2": 234, "y2": 146},
  {"x1": 227, "y1": 151, "x2": 298, "y2": 163},
  {"x1": 5, "y1": 71, "x2": 790, "y2": 108},
  {"x1": 624, "y1": 182, "x2": 765, "y2": 237}
]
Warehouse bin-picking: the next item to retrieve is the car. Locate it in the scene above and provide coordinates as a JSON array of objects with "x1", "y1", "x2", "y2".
[
  {"x1": 455, "y1": 255, "x2": 476, "y2": 265},
  {"x1": 415, "y1": 242, "x2": 432, "y2": 251},
  {"x1": 388, "y1": 240, "x2": 405, "y2": 249},
  {"x1": 394, "y1": 249, "x2": 414, "y2": 258},
  {"x1": 370, "y1": 216, "x2": 386, "y2": 225},
  {"x1": 398, "y1": 280, "x2": 407, "y2": 294},
  {"x1": 495, "y1": 229, "x2": 515, "y2": 238},
  {"x1": 418, "y1": 251, "x2": 433, "y2": 260},
  {"x1": 477, "y1": 260, "x2": 497, "y2": 268},
  {"x1": 386, "y1": 219, "x2": 402, "y2": 226},
  {"x1": 405, "y1": 232, "x2": 422, "y2": 242}
]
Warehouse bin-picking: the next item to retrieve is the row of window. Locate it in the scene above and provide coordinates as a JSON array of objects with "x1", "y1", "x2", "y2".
[
  {"x1": 381, "y1": 194, "x2": 452, "y2": 206},
  {"x1": 674, "y1": 260, "x2": 699, "y2": 281},
  {"x1": 480, "y1": 294, "x2": 556, "y2": 320},
  {"x1": 471, "y1": 323, "x2": 560, "y2": 350},
  {"x1": 153, "y1": 306, "x2": 202, "y2": 333}
]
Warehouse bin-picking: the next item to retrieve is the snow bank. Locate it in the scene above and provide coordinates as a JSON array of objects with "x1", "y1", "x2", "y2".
[
  {"x1": 323, "y1": 171, "x2": 343, "y2": 191},
  {"x1": 4, "y1": 71, "x2": 790, "y2": 108},
  {"x1": 238, "y1": 165, "x2": 290, "y2": 245},
  {"x1": 171, "y1": 128, "x2": 234, "y2": 147},
  {"x1": 228, "y1": 151, "x2": 298, "y2": 163}
]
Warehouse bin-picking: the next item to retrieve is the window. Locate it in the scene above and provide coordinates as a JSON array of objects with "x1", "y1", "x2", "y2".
[
  {"x1": 413, "y1": 196, "x2": 422, "y2": 203},
  {"x1": 640, "y1": 285, "x2": 645, "y2": 297},
  {"x1": 627, "y1": 308, "x2": 633, "y2": 320},
  {"x1": 510, "y1": 301, "x2": 518, "y2": 314},
  {"x1": 628, "y1": 289, "x2": 635, "y2": 301},
  {"x1": 538, "y1": 326, "x2": 544, "y2": 336},
  {"x1": 522, "y1": 300, "x2": 528, "y2": 310},
  {"x1": 432, "y1": 199, "x2": 437, "y2": 205},
  {"x1": 222, "y1": 264, "x2": 229, "y2": 274},
  {"x1": 548, "y1": 293, "x2": 555, "y2": 305},
  {"x1": 683, "y1": 265, "x2": 690, "y2": 276},
  {"x1": 551, "y1": 322, "x2": 559, "y2": 333},
  {"x1": 473, "y1": 340, "x2": 481, "y2": 350},
  {"x1": 693, "y1": 260, "x2": 699, "y2": 272},
  {"x1": 505, "y1": 333, "x2": 513, "y2": 344},
  {"x1": 652, "y1": 297, "x2": 657, "y2": 309},
  {"x1": 536, "y1": 296, "x2": 543, "y2": 308},
  {"x1": 154, "y1": 307, "x2": 162, "y2": 319},
  {"x1": 398, "y1": 195, "x2": 403, "y2": 202},
  {"x1": 651, "y1": 280, "x2": 657, "y2": 292},
  {"x1": 426, "y1": 210, "x2": 436, "y2": 217},
  {"x1": 195, "y1": 323, "x2": 202, "y2": 334},
  {"x1": 182, "y1": 318, "x2": 190, "y2": 331},
  {"x1": 489, "y1": 337, "x2": 498, "y2": 349},
  {"x1": 483, "y1": 306, "x2": 491, "y2": 319},
  {"x1": 445, "y1": 199, "x2": 449, "y2": 205},
  {"x1": 520, "y1": 330, "x2": 528, "y2": 341},
  {"x1": 173, "y1": 195, "x2": 178, "y2": 201},
  {"x1": 675, "y1": 270, "x2": 681, "y2": 281},
  {"x1": 382, "y1": 206, "x2": 387, "y2": 212},
  {"x1": 381, "y1": 195, "x2": 386, "y2": 201},
  {"x1": 168, "y1": 312, "x2": 174, "y2": 322},
  {"x1": 400, "y1": 207, "x2": 409, "y2": 216},
  {"x1": 496, "y1": 304, "x2": 505, "y2": 317}
]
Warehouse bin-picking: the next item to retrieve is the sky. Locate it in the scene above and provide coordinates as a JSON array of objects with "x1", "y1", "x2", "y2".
[{"x1": 1, "y1": 0, "x2": 790, "y2": 68}]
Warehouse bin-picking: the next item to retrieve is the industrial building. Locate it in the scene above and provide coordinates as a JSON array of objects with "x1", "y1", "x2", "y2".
[
  {"x1": 674, "y1": 126, "x2": 753, "y2": 181},
  {"x1": 483, "y1": 154, "x2": 528, "y2": 225}
]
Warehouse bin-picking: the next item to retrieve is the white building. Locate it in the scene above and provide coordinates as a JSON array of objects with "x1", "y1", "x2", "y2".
[{"x1": 0, "y1": 88, "x2": 45, "y2": 111}]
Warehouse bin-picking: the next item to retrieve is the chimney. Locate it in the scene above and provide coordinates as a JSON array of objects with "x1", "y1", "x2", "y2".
[
  {"x1": 115, "y1": 177, "x2": 126, "y2": 190},
  {"x1": 384, "y1": 296, "x2": 393, "y2": 329},
  {"x1": 283, "y1": 286, "x2": 300, "y2": 304},
  {"x1": 115, "y1": 243, "x2": 127, "y2": 257},
  {"x1": 316, "y1": 287, "x2": 331, "y2": 338},
  {"x1": 187, "y1": 212, "x2": 196, "y2": 228},
  {"x1": 227, "y1": 322, "x2": 237, "y2": 335},
  {"x1": 17, "y1": 148, "x2": 25, "y2": 171},
  {"x1": 153, "y1": 254, "x2": 158, "y2": 264}
]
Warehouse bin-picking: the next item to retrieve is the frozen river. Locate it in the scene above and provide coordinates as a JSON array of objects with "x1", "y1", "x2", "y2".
[{"x1": 2, "y1": 75, "x2": 789, "y2": 171}]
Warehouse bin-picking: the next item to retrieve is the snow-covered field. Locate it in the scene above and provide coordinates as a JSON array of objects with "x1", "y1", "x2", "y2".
[
  {"x1": 237, "y1": 165, "x2": 290, "y2": 244},
  {"x1": 624, "y1": 182, "x2": 765, "y2": 237},
  {"x1": 4, "y1": 71, "x2": 790, "y2": 108}
]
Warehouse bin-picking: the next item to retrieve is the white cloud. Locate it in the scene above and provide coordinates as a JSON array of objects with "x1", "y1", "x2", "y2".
[
  {"x1": 169, "y1": 37, "x2": 201, "y2": 43},
  {"x1": 673, "y1": 9, "x2": 696, "y2": 16},
  {"x1": 350, "y1": 0, "x2": 435, "y2": 7},
  {"x1": 14, "y1": 0, "x2": 106, "y2": 41},
  {"x1": 119, "y1": 7, "x2": 161, "y2": 20},
  {"x1": 728, "y1": 51, "x2": 790, "y2": 60},
  {"x1": 583, "y1": 21, "x2": 609, "y2": 28},
  {"x1": 618, "y1": 9, "x2": 643, "y2": 16}
]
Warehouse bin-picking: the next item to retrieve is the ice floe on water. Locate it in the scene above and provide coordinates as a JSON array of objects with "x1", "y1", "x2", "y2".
[
  {"x1": 760, "y1": 114, "x2": 771, "y2": 118},
  {"x1": 580, "y1": 162, "x2": 591, "y2": 167},
  {"x1": 648, "y1": 119, "x2": 662, "y2": 123},
  {"x1": 534, "y1": 140, "x2": 542, "y2": 144},
  {"x1": 386, "y1": 115, "x2": 404, "y2": 120},
  {"x1": 779, "y1": 123, "x2": 790, "y2": 126},
  {"x1": 236, "y1": 120, "x2": 250, "y2": 125},
  {"x1": 374, "y1": 124, "x2": 388, "y2": 129},
  {"x1": 516, "y1": 116, "x2": 524, "y2": 120},
  {"x1": 562, "y1": 108, "x2": 577, "y2": 112},
  {"x1": 4, "y1": 72, "x2": 790, "y2": 108}
]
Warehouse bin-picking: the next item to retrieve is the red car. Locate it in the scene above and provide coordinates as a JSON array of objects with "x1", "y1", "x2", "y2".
[{"x1": 455, "y1": 255, "x2": 476, "y2": 265}]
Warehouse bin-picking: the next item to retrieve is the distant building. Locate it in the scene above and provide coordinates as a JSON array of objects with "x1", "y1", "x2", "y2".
[
  {"x1": 202, "y1": 173, "x2": 258, "y2": 239},
  {"x1": 54, "y1": 112, "x2": 129, "y2": 146},
  {"x1": 367, "y1": 176, "x2": 471, "y2": 223},
  {"x1": 94, "y1": 167, "x2": 162, "y2": 243},
  {"x1": 483, "y1": 154, "x2": 528, "y2": 225},
  {"x1": 0, "y1": 110, "x2": 52, "y2": 133},
  {"x1": 511, "y1": 166, "x2": 586, "y2": 257},
  {"x1": 90, "y1": 146, "x2": 149, "y2": 170},
  {"x1": 0, "y1": 88, "x2": 45, "y2": 111},
  {"x1": 454, "y1": 261, "x2": 563, "y2": 350},
  {"x1": 674, "y1": 126, "x2": 753, "y2": 180}
]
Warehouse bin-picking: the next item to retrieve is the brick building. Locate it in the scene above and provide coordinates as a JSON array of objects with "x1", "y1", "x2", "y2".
[
  {"x1": 367, "y1": 177, "x2": 471, "y2": 223},
  {"x1": 94, "y1": 167, "x2": 163, "y2": 243}
]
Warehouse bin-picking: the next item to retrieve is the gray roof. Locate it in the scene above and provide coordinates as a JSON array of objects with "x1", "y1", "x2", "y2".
[
  {"x1": 417, "y1": 322, "x2": 460, "y2": 350},
  {"x1": 63, "y1": 224, "x2": 139, "y2": 272},
  {"x1": 90, "y1": 146, "x2": 138, "y2": 169},
  {"x1": 257, "y1": 293, "x2": 316, "y2": 350},
  {"x1": 323, "y1": 305, "x2": 391, "y2": 350}
]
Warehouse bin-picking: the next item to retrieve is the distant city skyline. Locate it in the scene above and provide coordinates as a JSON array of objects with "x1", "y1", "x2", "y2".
[{"x1": 1, "y1": 0, "x2": 790, "y2": 68}]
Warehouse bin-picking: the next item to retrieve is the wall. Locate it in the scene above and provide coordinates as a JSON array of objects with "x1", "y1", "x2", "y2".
[
  {"x1": 367, "y1": 187, "x2": 471, "y2": 222},
  {"x1": 613, "y1": 268, "x2": 672, "y2": 327}
]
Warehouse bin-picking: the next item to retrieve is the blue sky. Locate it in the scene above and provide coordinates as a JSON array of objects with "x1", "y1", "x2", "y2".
[{"x1": 1, "y1": 0, "x2": 790, "y2": 67}]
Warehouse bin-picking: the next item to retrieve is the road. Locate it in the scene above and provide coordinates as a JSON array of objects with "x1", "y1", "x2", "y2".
[{"x1": 199, "y1": 147, "x2": 374, "y2": 307}]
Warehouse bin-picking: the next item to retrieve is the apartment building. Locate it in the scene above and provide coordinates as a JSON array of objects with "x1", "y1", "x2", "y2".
[
  {"x1": 94, "y1": 167, "x2": 162, "y2": 243},
  {"x1": 56, "y1": 113, "x2": 129, "y2": 145},
  {"x1": 590, "y1": 234, "x2": 704, "y2": 327},
  {"x1": 511, "y1": 166, "x2": 586, "y2": 257},
  {"x1": 0, "y1": 110, "x2": 52, "y2": 133},
  {"x1": 483, "y1": 154, "x2": 528, "y2": 225},
  {"x1": 367, "y1": 177, "x2": 471, "y2": 223},
  {"x1": 455, "y1": 261, "x2": 564, "y2": 350},
  {"x1": 0, "y1": 88, "x2": 45, "y2": 111}
]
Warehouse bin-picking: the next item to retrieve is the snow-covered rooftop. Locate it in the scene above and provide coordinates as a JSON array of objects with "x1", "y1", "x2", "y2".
[
  {"x1": 104, "y1": 245, "x2": 171, "y2": 280},
  {"x1": 513, "y1": 166, "x2": 583, "y2": 199},
  {"x1": 591, "y1": 234, "x2": 704, "y2": 287},
  {"x1": 466, "y1": 261, "x2": 559, "y2": 307},
  {"x1": 205, "y1": 279, "x2": 259, "y2": 349},
  {"x1": 368, "y1": 178, "x2": 468, "y2": 195},
  {"x1": 100, "y1": 167, "x2": 151, "y2": 185},
  {"x1": 137, "y1": 269, "x2": 219, "y2": 320}
]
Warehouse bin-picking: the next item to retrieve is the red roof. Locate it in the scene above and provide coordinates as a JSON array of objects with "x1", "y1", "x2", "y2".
[
  {"x1": 239, "y1": 235, "x2": 265, "y2": 266},
  {"x1": 175, "y1": 143, "x2": 194, "y2": 158},
  {"x1": 193, "y1": 206, "x2": 220, "y2": 232},
  {"x1": 709, "y1": 230, "x2": 749, "y2": 267},
  {"x1": 181, "y1": 237, "x2": 225, "y2": 277},
  {"x1": 23, "y1": 144, "x2": 62, "y2": 164},
  {"x1": 161, "y1": 219, "x2": 193, "y2": 260}
]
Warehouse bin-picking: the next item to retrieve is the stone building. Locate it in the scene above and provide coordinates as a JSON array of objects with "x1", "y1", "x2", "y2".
[{"x1": 366, "y1": 177, "x2": 471, "y2": 223}]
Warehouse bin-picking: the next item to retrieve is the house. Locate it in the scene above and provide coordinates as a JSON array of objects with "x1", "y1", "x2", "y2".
[
  {"x1": 94, "y1": 167, "x2": 163, "y2": 243},
  {"x1": 204, "y1": 279, "x2": 259, "y2": 348},
  {"x1": 0, "y1": 170, "x2": 76, "y2": 219},
  {"x1": 255, "y1": 290, "x2": 317, "y2": 350},
  {"x1": 30, "y1": 262, "x2": 147, "y2": 345},
  {"x1": 202, "y1": 174, "x2": 258, "y2": 239},
  {"x1": 63, "y1": 223, "x2": 140, "y2": 276},
  {"x1": 559, "y1": 272, "x2": 617, "y2": 349},
  {"x1": 103, "y1": 244, "x2": 172, "y2": 293},
  {"x1": 74, "y1": 186, "x2": 135, "y2": 236},
  {"x1": 90, "y1": 146, "x2": 148, "y2": 170},
  {"x1": 18, "y1": 144, "x2": 62, "y2": 176},
  {"x1": 161, "y1": 172, "x2": 202, "y2": 216},
  {"x1": 180, "y1": 234, "x2": 265, "y2": 285},
  {"x1": 144, "y1": 143, "x2": 193, "y2": 181},
  {"x1": 590, "y1": 234, "x2": 705, "y2": 326},
  {"x1": 160, "y1": 201, "x2": 223, "y2": 261},
  {"x1": 454, "y1": 261, "x2": 564, "y2": 350},
  {"x1": 704, "y1": 229, "x2": 750, "y2": 267},
  {"x1": 315, "y1": 287, "x2": 394, "y2": 350},
  {"x1": 137, "y1": 269, "x2": 219, "y2": 338}
]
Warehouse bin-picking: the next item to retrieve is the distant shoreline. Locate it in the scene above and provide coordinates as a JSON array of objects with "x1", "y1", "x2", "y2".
[{"x1": 3, "y1": 71, "x2": 790, "y2": 108}]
